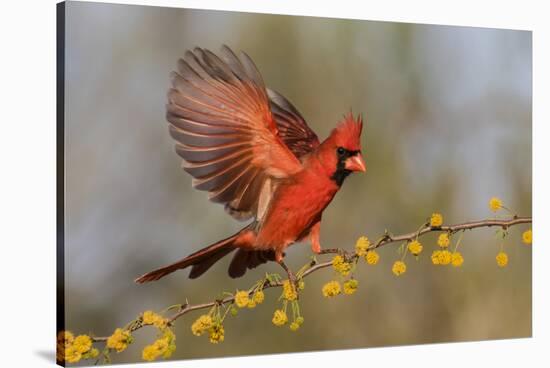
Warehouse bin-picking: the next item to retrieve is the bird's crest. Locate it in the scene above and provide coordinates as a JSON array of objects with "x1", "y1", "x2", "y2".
[{"x1": 329, "y1": 112, "x2": 363, "y2": 151}]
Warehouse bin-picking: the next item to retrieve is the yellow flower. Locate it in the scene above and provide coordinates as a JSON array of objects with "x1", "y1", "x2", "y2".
[
  {"x1": 163, "y1": 328, "x2": 176, "y2": 343},
  {"x1": 496, "y1": 252, "x2": 508, "y2": 267},
  {"x1": 143, "y1": 330, "x2": 176, "y2": 360},
  {"x1": 253, "y1": 290, "x2": 265, "y2": 304},
  {"x1": 191, "y1": 315, "x2": 212, "y2": 336},
  {"x1": 106, "y1": 328, "x2": 132, "y2": 353},
  {"x1": 142, "y1": 340, "x2": 167, "y2": 362},
  {"x1": 451, "y1": 252, "x2": 464, "y2": 267},
  {"x1": 431, "y1": 250, "x2": 441, "y2": 265},
  {"x1": 295, "y1": 316, "x2": 304, "y2": 325},
  {"x1": 322, "y1": 281, "x2": 341, "y2": 297},
  {"x1": 161, "y1": 329, "x2": 176, "y2": 358},
  {"x1": 64, "y1": 346, "x2": 82, "y2": 364},
  {"x1": 438, "y1": 250, "x2": 452, "y2": 265},
  {"x1": 234, "y1": 290, "x2": 250, "y2": 308},
  {"x1": 154, "y1": 340, "x2": 169, "y2": 359},
  {"x1": 282, "y1": 280, "x2": 298, "y2": 301},
  {"x1": 208, "y1": 324, "x2": 225, "y2": 344},
  {"x1": 73, "y1": 334, "x2": 92, "y2": 354},
  {"x1": 489, "y1": 197, "x2": 503, "y2": 212},
  {"x1": 407, "y1": 240, "x2": 423, "y2": 256},
  {"x1": 82, "y1": 348, "x2": 99, "y2": 360},
  {"x1": 142, "y1": 343, "x2": 163, "y2": 362},
  {"x1": 272, "y1": 309, "x2": 288, "y2": 326},
  {"x1": 142, "y1": 344, "x2": 160, "y2": 362},
  {"x1": 343, "y1": 279, "x2": 359, "y2": 295},
  {"x1": 163, "y1": 344, "x2": 176, "y2": 359},
  {"x1": 437, "y1": 233, "x2": 450, "y2": 248},
  {"x1": 142, "y1": 310, "x2": 156, "y2": 324},
  {"x1": 392, "y1": 261, "x2": 407, "y2": 276},
  {"x1": 332, "y1": 255, "x2": 352, "y2": 276},
  {"x1": 247, "y1": 300, "x2": 257, "y2": 309},
  {"x1": 365, "y1": 250, "x2": 380, "y2": 265},
  {"x1": 289, "y1": 322, "x2": 300, "y2": 331},
  {"x1": 57, "y1": 331, "x2": 80, "y2": 363},
  {"x1": 142, "y1": 310, "x2": 167, "y2": 329},
  {"x1": 154, "y1": 339, "x2": 168, "y2": 353},
  {"x1": 430, "y1": 213, "x2": 443, "y2": 227},
  {"x1": 57, "y1": 330, "x2": 74, "y2": 345},
  {"x1": 355, "y1": 236, "x2": 371, "y2": 257},
  {"x1": 522, "y1": 229, "x2": 532, "y2": 245}
]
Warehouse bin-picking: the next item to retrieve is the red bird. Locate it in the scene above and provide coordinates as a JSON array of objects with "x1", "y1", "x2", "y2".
[{"x1": 135, "y1": 45, "x2": 366, "y2": 283}]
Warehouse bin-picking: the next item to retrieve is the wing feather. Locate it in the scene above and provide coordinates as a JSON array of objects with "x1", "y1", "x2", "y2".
[
  {"x1": 166, "y1": 46, "x2": 303, "y2": 220},
  {"x1": 268, "y1": 89, "x2": 320, "y2": 158}
]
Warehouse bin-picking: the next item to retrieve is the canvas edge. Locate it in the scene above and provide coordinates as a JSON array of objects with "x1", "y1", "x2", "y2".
[{"x1": 56, "y1": 1, "x2": 66, "y2": 367}]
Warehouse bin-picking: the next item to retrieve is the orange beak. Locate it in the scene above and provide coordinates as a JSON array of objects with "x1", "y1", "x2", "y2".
[{"x1": 345, "y1": 154, "x2": 366, "y2": 172}]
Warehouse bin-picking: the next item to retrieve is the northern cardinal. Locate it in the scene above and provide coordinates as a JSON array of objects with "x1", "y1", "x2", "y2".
[{"x1": 135, "y1": 45, "x2": 365, "y2": 283}]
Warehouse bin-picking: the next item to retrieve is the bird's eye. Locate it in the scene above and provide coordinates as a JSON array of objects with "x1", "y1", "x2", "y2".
[{"x1": 337, "y1": 147, "x2": 345, "y2": 156}]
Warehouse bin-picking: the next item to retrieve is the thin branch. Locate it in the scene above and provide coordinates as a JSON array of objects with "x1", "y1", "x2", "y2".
[{"x1": 91, "y1": 215, "x2": 531, "y2": 342}]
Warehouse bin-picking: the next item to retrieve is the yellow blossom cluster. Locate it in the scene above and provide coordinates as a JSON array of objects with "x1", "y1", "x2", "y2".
[
  {"x1": 355, "y1": 236, "x2": 371, "y2": 257},
  {"x1": 451, "y1": 252, "x2": 464, "y2": 267},
  {"x1": 332, "y1": 255, "x2": 352, "y2": 276},
  {"x1": 289, "y1": 322, "x2": 300, "y2": 331},
  {"x1": 191, "y1": 315, "x2": 213, "y2": 336},
  {"x1": 234, "y1": 290, "x2": 250, "y2": 308},
  {"x1": 365, "y1": 250, "x2": 380, "y2": 265},
  {"x1": 354, "y1": 232, "x2": 379, "y2": 264},
  {"x1": 430, "y1": 213, "x2": 443, "y2": 227},
  {"x1": 191, "y1": 314, "x2": 225, "y2": 344},
  {"x1": 431, "y1": 250, "x2": 451, "y2": 265},
  {"x1": 522, "y1": 229, "x2": 532, "y2": 245},
  {"x1": 141, "y1": 329, "x2": 176, "y2": 361},
  {"x1": 282, "y1": 280, "x2": 298, "y2": 301},
  {"x1": 431, "y1": 250, "x2": 464, "y2": 267},
  {"x1": 106, "y1": 328, "x2": 133, "y2": 353},
  {"x1": 246, "y1": 289, "x2": 265, "y2": 308},
  {"x1": 407, "y1": 240, "x2": 423, "y2": 256},
  {"x1": 142, "y1": 310, "x2": 167, "y2": 329},
  {"x1": 437, "y1": 233, "x2": 450, "y2": 248},
  {"x1": 57, "y1": 330, "x2": 74, "y2": 363},
  {"x1": 489, "y1": 197, "x2": 503, "y2": 212},
  {"x1": 208, "y1": 324, "x2": 225, "y2": 344},
  {"x1": 59, "y1": 207, "x2": 531, "y2": 355},
  {"x1": 322, "y1": 280, "x2": 341, "y2": 297},
  {"x1": 272, "y1": 309, "x2": 288, "y2": 326},
  {"x1": 496, "y1": 252, "x2": 508, "y2": 267},
  {"x1": 432, "y1": 230, "x2": 464, "y2": 267},
  {"x1": 289, "y1": 316, "x2": 304, "y2": 331},
  {"x1": 343, "y1": 279, "x2": 359, "y2": 295},
  {"x1": 253, "y1": 290, "x2": 265, "y2": 304},
  {"x1": 57, "y1": 331, "x2": 99, "y2": 364},
  {"x1": 392, "y1": 261, "x2": 407, "y2": 276}
]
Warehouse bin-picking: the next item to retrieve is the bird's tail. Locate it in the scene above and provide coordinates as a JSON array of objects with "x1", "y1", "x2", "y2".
[{"x1": 134, "y1": 227, "x2": 250, "y2": 283}]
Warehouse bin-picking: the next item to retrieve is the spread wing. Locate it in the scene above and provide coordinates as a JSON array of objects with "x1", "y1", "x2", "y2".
[
  {"x1": 166, "y1": 45, "x2": 309, "y2": 221},
  {"x1": 268, "y1": 89, "x2": 320, "y2": 158}
]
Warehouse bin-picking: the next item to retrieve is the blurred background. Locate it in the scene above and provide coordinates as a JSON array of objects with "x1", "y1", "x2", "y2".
[{"x1": 63, "y1": 1, "x2": 532, "y2": 364}]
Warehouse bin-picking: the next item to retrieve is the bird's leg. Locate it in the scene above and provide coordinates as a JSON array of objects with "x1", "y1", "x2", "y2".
[
  {"x1": 276, "y1": 251, "x2": 296, "y2": 286},
  {"x1": 278, "y1": 260, "x2": 297, "y2": 286},
  {"x1": 310, "y1": 221, "x2": 322, "y2": 254}
]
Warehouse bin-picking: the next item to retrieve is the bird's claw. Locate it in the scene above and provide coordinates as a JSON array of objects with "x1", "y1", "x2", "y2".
[
  {"x1": 287, "y1": 270, "x2": 297, "y2": 287},
  {"x1": 278, "y1": 259, "x2": 298, "y2": 288}
]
